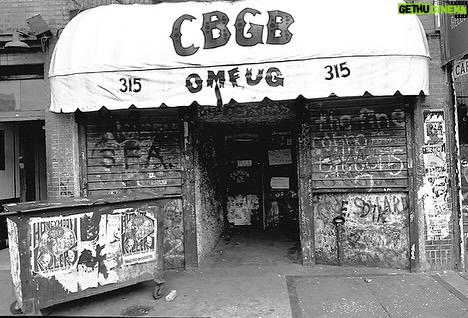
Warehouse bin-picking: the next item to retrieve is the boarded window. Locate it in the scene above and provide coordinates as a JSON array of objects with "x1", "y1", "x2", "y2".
[
  {"x1": 309, "y1": 102, "x2": 408, "y2": 191},
  {"x1": 84, "y1": 109, "x2": 183, "y2": 196}
]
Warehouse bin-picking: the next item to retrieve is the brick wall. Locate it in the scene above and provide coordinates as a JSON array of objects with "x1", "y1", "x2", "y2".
[
  {"x1": 0, "y1": 0, "x2": 157, "y2": 35},
  {"x1": 44, "y1": 111, "x2": 80, "y2": 199},
  {"x1": 0, "y1": 0, "x2": 68, "y2": 34}
]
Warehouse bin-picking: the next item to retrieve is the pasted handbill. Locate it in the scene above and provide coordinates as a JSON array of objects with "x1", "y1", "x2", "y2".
[
  {"x1": 30, "y1": 215, "x2": 80, "y2": 277},
  {"x1": 117, "y1": 208, "x2": 157, "y2": 265}
]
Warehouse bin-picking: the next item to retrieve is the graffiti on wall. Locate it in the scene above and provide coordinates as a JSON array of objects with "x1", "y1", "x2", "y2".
[
  {"x1": 90, "y1": 122, "x2": 179, "y2": 172},
  {"x1": 230, "y1": 168, "x2": 250, "y2": 184},
  {"x1": 266, "y1": 201, "x2": 280, "y2": 228},
  {"x1": 59, "y1": 179, "x2": 74, "y2": 197},
  {"x1": 195, "y1": 130, "x2": 224, "y2": 262},
  {"x1": 163, "y1": 200, "x2": 184, "y2": 269},
  {"x1": 298, "y1": 122, "x2": 311, "y2": 151},
  {"x1": 421, "y1": 110, "x2": 450, "y2": 241},
  {"x1": 313, "y1": 192, "x2": 409, "y2": 268},
  {"x1": 309, "y1": 107, "x2": 408, "y2": 190},
  {"x1": 86, "y1": 116, "x2": 183, "y2": 196}
]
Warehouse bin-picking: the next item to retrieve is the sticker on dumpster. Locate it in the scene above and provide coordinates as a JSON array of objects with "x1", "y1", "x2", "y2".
[
  {"x1": 30, "y1": 215, "x2": 80, "y2": 276},
  {"x1": 118, "y1": 208, "x2": 157, "y2": 265}
]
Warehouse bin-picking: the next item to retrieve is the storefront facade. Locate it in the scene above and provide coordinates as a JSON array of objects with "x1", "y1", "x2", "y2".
[{"x1": 36, "y1": 0, "x2": 458, "y2": 272}]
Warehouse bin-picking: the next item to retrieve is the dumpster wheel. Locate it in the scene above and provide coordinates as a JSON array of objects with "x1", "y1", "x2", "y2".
[
  {"x1": 152, "y1": 283, "x2": 164, "y2": 300},
  {"x1": 10, "y1": 301, "x2": 22, "y2": 315}
]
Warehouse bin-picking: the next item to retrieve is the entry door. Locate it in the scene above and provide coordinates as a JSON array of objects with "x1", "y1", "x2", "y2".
[
  {"x1": 223, "y1": 131, "x2": 300, "y2": 231},
  {"x1": 224, "y1": 133, "x2": 262, "y2": 228},
  {"x1": 0, "y1": 123, "x2": 19, "y2": 200},
  {"x1": 263, "y1": 131, "x2": 299, "y2": 231}
]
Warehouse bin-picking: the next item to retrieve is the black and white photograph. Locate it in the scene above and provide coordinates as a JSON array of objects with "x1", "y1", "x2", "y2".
[{"x1": 1, "y1": 0, "x2": 468, "y2": 317}]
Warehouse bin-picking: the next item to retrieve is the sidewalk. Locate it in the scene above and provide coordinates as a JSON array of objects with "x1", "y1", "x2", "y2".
[{"x1": 1, "y1": 230, "x2": 468, "y2": 317}]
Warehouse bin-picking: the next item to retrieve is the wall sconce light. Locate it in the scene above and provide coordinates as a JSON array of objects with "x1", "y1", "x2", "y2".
[
  {"x1": 26, "y1": 14, "x2": 53, "y2": 52},
  {"x1": 4, "y1": 30, "x2": 30, "y2": 50},
  {"x1": 26, "y1": 14, "x2": 52, "y2": 38}
]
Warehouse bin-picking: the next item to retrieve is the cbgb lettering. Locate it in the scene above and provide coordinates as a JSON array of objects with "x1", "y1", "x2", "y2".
[{"x1": 171, "y1": 8, "x2": 294, "y2": 56}]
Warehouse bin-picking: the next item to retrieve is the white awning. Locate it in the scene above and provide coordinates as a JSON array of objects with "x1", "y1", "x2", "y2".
[{"x1": 49, "y1": 0, "x2": 430, "y2": 113}]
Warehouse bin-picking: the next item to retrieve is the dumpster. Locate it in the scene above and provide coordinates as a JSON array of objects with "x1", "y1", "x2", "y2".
[{"x1": 3, "y1": 193, "x2": 178, "y2": 315}]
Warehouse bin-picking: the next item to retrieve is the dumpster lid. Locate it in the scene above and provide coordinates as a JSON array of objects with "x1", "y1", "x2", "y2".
[{"x1": 2, "y1": 193, "x2": 180, "y2": 214}]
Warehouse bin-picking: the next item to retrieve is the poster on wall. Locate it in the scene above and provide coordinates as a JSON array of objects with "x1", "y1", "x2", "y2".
[
  {"x1": 237, "y1": 160, "x2": 252, "y2": 167},
  {"x1": 422, "y1": 109, "x2": 450, "y2": 241},
  {"x1": 270, "y1": 177, "x2": 290, "y2": 189},
  {"x1": 423, "y1": 110, "x2": 445, "y2": 144},
  {"x1": 422, "y1": 144, "x2": 446, "y2": 168},
  {"x1": 268, "y1": 149, "x2": 292, "y2": 166},
  {"x1": 226, "y1": 194, "x2": 259, "y2": 225}
]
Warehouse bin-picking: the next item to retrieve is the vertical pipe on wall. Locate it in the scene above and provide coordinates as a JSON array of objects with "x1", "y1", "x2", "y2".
[
  {"x1": 181, "y1": 113, "x2": 198, "y2": 269},
  {"x1": 446, "y1": 62, "x2": 464, "y2": 271},
  {"x1": 406, "y1": 100, "x2": 420, "y2": 272},
  {"x1": 413, "y1": 96, "x2": 429, "y2": 271}
]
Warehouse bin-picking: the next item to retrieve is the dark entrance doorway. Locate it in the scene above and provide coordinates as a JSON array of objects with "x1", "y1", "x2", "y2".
[
  {"x1": 223, "y1": 129, "x2": 299, "y2": 233},
  {"x1": 0, "y1": 121, "x2": 46, "y2": 249},
  {"x1": 19, "y1": 121, "x2": 47, "y2": 202}
]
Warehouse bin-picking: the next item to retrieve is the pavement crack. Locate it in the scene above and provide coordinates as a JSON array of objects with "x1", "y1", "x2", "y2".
[
  {"x1": 431, "y1": 274, "x2": 468, "y2": 304},
  {"x1": 362, "y1": 278, "x2": 392, "y2": 318}
]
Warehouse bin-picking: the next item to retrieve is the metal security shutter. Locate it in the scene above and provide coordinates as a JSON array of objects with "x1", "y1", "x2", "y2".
[
  {"x1": 309, "y1": 101, "x2": 408, "y2": 192},
  {"x1": 84, "y1": 109, "x2": 183, "y2": 197},
  {"x1": 307, "y1": 99, "x2": 412, "y2": 268}
]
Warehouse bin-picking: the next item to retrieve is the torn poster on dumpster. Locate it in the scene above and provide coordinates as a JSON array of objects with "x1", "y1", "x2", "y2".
[
  {"x1": 29, "y1": 207, "x2": 157, "y2": 293},
  {"x1": 118, "y1": 208, "x2": 157, "y2": 266},
  {"x1": 31, "y1": 215, "x2": 80, "y2": 277}
]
